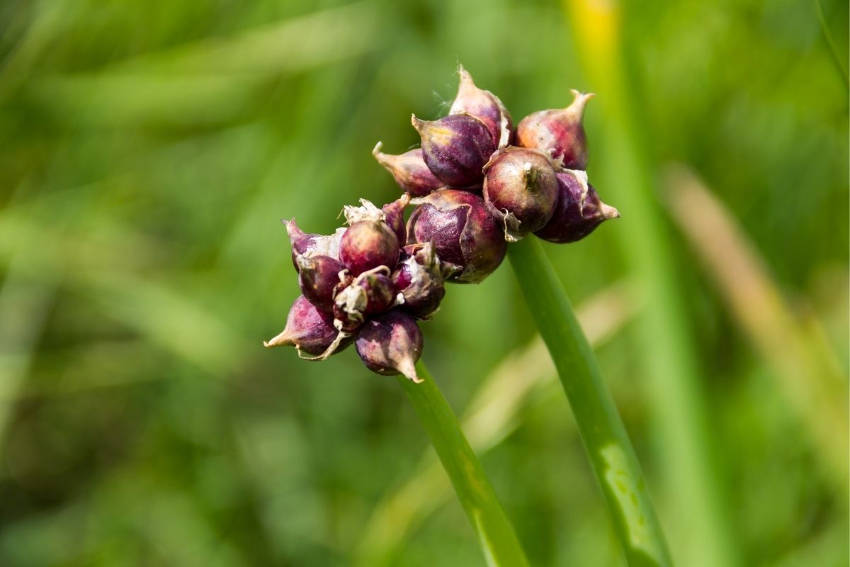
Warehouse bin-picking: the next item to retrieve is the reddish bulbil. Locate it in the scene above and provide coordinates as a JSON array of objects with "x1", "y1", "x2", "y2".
[
  {"x1": 297, "y1": 255, "x2": 348, "y2": 313},
  {"x1": 411, "y1": 114, "x2": 496, "y2": 188},
  {"x1": 516, "y1": 90, "x2": 593, "y2": 169},
  {"x1": 406, "y1": 189, "x2": 506, "y2": 284},
  {"x1": 355, "y1": 310, "x2": 423, "y2": 382},
  {"x1": 339, "y1": 221, "x2": 399, "y2": 276},
  {"x1": 450, "y1": 65, "x2": 513, "y2": 148},
  {"x1": 392, "y1": 243, "x2": 454, "y2": 319},
  {"x1": 372, "y1": 143, "x2": 442, "y2": 197},
  {"x1": 264, "y1": 295, "x2": 344, "y2": 358},
  {"x1": 381, "y1": 194, "x2": 411, "y2": 245},
  {"x1": 333, "y1": 269, "x2": 396, "y2": 332},
  {"x1": 534, "y1": 170, "x2": 620, "y2": 243},
  {"x1": 483, "y1": 147, "x2": 559, "y2": 240}
]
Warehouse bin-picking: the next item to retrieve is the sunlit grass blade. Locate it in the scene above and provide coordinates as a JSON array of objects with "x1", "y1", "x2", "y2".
[
  {"x1": 508, "y1": 237, "x2": 671, "y2": 567},
  {"x1": 564, "y1": 1, "x2": 740, "y2": 565},
  {"x1": 356, "y1": 281, "x2": 638, "y2": 565},
  {"x1": 397, "y1": 361, "x2": 530, "y2": 567},
  {"x1": 664, "y1": 164, "x2": 849, "y2": 496}
]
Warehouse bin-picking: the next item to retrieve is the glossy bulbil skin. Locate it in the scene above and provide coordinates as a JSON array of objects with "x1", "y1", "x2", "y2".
[
  {"x1": 516, "y1": 90, "x2": 593, "y2": 170},
  {"x1": 449, "y1": 65, "x2": 514, "y2": 148},
  {"x1": 339, "y1": 221, "x2": 400, "y2": 276},
  {"x1": 407, "y1": 189, "x2": 506, "y2": 284},
  {"x1": 411, "y1": 114, "x2": 496, "y2": 188},
  {"x1": 296, "y1": 255, "x2": 348, "y2": 313},
  {"x1": 263, "y1": 295, "x2": 340, "y2": 356},
  {"x1": 483, "y1": 147, "x2": 559, "y2": 240},
  {"x1": 534, "y1": 170, "x2": 620, "y2": 243},
  {"x1": 333, "y1": 270, "x2": 396, "y2": 333},
  {"x1": 372, "y1": 143, "x2": 442, "y2": 197},
  {"x1": 355, "y1": 309, "x2": 423, "y2": 382},
  {"x1": 392, "y1": 243, "x2": 452, "y2": 319}
]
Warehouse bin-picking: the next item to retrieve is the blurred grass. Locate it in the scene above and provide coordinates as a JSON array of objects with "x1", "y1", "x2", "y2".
[{"x1": 0, "y1": 0, "x2": 847, "y2": 565}]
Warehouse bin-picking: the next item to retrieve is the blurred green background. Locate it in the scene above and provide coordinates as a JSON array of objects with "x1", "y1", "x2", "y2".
[{"x1": 0, "y1": 0, "x2": 847, "y2": 565}]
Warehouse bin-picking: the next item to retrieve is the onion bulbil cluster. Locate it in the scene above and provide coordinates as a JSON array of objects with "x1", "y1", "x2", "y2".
[{"x1": 266, "y1": 65, "x2": 618, "y2": 382}]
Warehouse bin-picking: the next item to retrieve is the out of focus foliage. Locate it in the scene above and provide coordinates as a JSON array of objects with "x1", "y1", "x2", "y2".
[{"x1": 0, "y1": 0, "x2": 846, "y2": 565}]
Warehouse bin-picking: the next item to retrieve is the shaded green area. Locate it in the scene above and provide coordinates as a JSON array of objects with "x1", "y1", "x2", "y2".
[{"x1": 0, "y1": 0, "x2": 846, "y2": 565}]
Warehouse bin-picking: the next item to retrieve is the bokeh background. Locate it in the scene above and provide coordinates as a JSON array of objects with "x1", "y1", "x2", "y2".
[{"x1": 0, "y1": 0, "x2": 847, "y2": 565}]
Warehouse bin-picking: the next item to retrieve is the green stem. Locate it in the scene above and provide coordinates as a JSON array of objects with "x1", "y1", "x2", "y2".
[
  {"x1": 398, "y1": 361, "x2": 530, "y2": 567},
  {"x1": 508, "y1": 237, "x2": 672, "y2": 567}
]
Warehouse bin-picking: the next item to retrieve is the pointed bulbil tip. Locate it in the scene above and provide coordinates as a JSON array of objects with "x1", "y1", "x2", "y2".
[
  {"x1": 263, "y1": 328, "x2": 294, "y2": 348},
  {"x1": 600, "y1": 201, "x2": 620, "y2": 219},
  {"x1": 284, "y1": 218, "x2": 303, "y2": 239},
  {"x1": 371, "y1": 141, "x2": 397, "y2": 171},
  {"x1": 411, "y1": 114, "x2": 425, "y2": 131},
  {"x1": 566, "y1": 90, "x2": 595, "y2": 120},
  {"x1": 456, "y1": 63, "x2": 476, "y2": 91},
  {"x1": 397, "y1": 357, "x2": 422, "y2": 383}
]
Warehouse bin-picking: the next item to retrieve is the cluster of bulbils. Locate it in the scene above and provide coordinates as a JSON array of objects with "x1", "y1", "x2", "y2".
[{"x1": 264, "y1": 66, "x2": 619, "y2": 383}]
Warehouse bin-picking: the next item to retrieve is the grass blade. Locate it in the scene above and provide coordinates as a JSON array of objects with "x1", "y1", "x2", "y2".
[
  {"x1": 398, "y1": 361, "x2": 530, "y2": 567},
  {"x1": 508, "y1": 237, "x2": 671, "y2": 567},
  {"x1": 664, "y1": 164, "x2": 849, "y2": 496}
]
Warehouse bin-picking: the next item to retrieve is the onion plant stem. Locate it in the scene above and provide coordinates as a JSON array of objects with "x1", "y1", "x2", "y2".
[
  {"x1": 508, "y1": 237, "x2": 672, "y2": 567},
  {"x1": 397, "y1": 361, "x2": 530, "y2": 567}
]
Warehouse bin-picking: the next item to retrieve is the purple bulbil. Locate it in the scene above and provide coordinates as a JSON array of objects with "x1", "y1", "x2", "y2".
[
  {"x1": 483, "y1": 147, "x2": 559, "y2": 241},
  {"x1": 355, "y1": 309, "x2": 423, "y2": 382},
  {"x1": 264, "y1": 295, "x2": 345, "y2": 358},
  {"x1": 406, "y1": 189, "x2": 506, "y2": 283},
  {"x1": 381, "y1": 194, "x2": 411, "y2": 246},
  {"x1": 392, "y1": 242, "x2": 454, "y2": 319},
  {"x1": 449, "y1": 65, "x2": 514, "y2": 148},
  {"x1": 339, "y1": 221, "x2": 399, "y2": 276},
  {"x1": 333, "y1": 269, "x2": 396, "y2": 332},
  {"x1": 534, "y1": 170, "x2": 620, "y2": 243},
  {"x1": 516, "y1": 90, "x2": 593, "y2": 170},
  {"x1": 297, "y1": 255, "x2": 348, "y2": 313},
  {"x1": 372, "y1": 143, "x2": 442, "y2": 197},
  {"x1": 411, "y1": 114, "x2": 496, "y2": 188}
]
